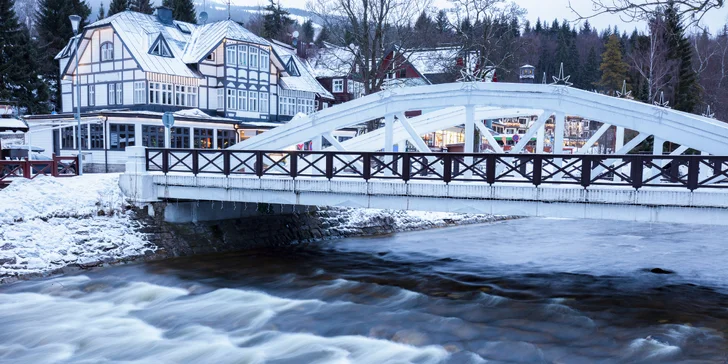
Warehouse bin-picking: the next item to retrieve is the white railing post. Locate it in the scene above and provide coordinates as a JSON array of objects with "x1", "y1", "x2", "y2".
[{"x1": 464, "y1": 105, "x2": 475, "y2": 178}]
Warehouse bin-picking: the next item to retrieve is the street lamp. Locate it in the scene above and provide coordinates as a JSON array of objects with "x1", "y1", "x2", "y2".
[{"x1": 69, "y1": 14, "x2": 83, "y2": 175}]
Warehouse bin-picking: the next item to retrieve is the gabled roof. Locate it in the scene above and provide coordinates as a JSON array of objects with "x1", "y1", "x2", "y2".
[
  {"x1": 271, "y1": 41, "x2": 334, "y2": 100},
  {"x1": 182, "y1": 20, "x2": 270, "y2": 64},
  {"x1": 57, "y1": 11, "x2": 272, "y2": 79},
  {"x1": 309, "y1": 42, "x2": 356, "y2": 78},
  {"x1": 407, "y1": 47, "x2": 463, "y2": 76}
]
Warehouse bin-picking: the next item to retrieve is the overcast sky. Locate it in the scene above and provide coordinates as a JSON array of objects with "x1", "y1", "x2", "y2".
[{"x1": 264, "y1": 0, "x2": 728, "y2": 34}]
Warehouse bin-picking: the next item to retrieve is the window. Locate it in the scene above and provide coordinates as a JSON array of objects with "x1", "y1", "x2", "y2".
[
  {"x1": 248, "y1": 91, "x2": 258, "y2": 112},
  {"x1": 249, "y1": 47, "x2": 258, "y2": 69},
  {"x1": 398, "y1": 68, "x2": 406, "y2": 78},
  {"x1": 238, "y1": 45, "x2": 247, "y2": 68},
  {"x1": 193, "y1": 128, "x2": 214, "y2": 149},
  {"x1": 109, "y1": 124, "x2": 135, "y2": 150},
  {"x1": 279, "y1": 96, "x2": 296, "y2": 116},
  {"x1": 101, "y1": 42, "x2": 114, "y2": 61},
  {"x1": 186, "y1": 86, "x2": 197, "y2": 107},
  {"x1": 226, "y1": 88, "x2": 236, "y2": 110},
  {"x1": 333, "y1": 79, "x2": 344, "y2": 93},
  {"x1": 61, "y1": 127, "x2": 74, "y2": 149},
  {"x1": 88, "y1": 85, "x2": 95, "y2": 107},
  {"x1": 175, "y1": 86, "x2": 186, "y2": 106},
  {"x1": 206, "y1": 53, "x2": 215, "y2": 62},
  {"x1": 259, "y1": 51, "x2": 269, "y2": 71},
  {"x1": 347, "y1": 80, "x2": 353, "y2": 94},
  {"x1": 259, "y1": 92, "x2": 268, "y2": 113},
  {"x1": 116, "y1": 82, "x2": 123, "y2": 105},
  {"x1": 216, "y1": 88, "x2": 224, "y2": 109},
  {"x1": 142, "y1": 125, "x2": 165, "y2": 147},
  {"x1": 134, "y1": 81, "x2": 145, "y2": 104},
  {"x1": 297, "y1": 98, "x2": 305, "y2": 114},
  {"x1": 149, "y1": 83, "x2": 172, "y2": 105},
  {"x1": 217, "y1": 129, "x2": 236, "y2": 149},
  {"x1": 108, "y1": 84, "x2": 116, "y2": 105},
  {"x1": 150, "y1": 39, "x2": 172, "y2": 57},
  {"x1": 170, "y1": 127, "x2": 189, "y2": 148},
  {"x1": 237, "y1": 90, "x2": 247, "y2": 111},
  {"x1": 90, "y1": 124, "x2": 104, "y2": 149},
  {"x1": 226, "y1": 46, "x2": 237, "y2": 66},
  {"x1": 80, "y1": 125, "x2": 88, "y2": 149},
  {"x1": 108, "y1": 83, "x2": 122, "y2": 105}
]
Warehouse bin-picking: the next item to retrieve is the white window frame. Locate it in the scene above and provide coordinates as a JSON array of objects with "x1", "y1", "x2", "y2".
[
  {"x1": 226, "y1": 46, "x2": 237, "y2": 66},
  {"x1": 133, "y1": 81, "x2": 145, "y2": 104},
  {"x1": 249, "y1": 47, "x2": 258, "y2": 69},
  {"x1": 237, "y1": 90, "x2": 247, "y2": 111},
  {"x1": 227, "y1": 88, "x2": 237, "y2": 110},
  {"x1": 115, "y1": 82, "x2": 122, "y2": 105},
  {"x1": 259, "y1": 92, "x2": 268, "y2": 113},
  {"x1": 248, "y1": 91, "x2": 258, "y2": 112},
  {"x1": 238, "y1": 45, "x2": 247, "y2": 68},
  {"x1": 216, "y1": 88, "x2": 224, "y2": 109},
  {"x1": 149, "y1": 82, "x2": 173, "y2": 105},
  {"x1": 259, "y1": 51, "x2": 269, "y2": 72},
  {"x1": 88, "y1": 85, "x2": 95, "y2": 106},
  {"x1": 187, "y1": 86, "x2": 197, "y2": 107},
  {"x1": 333, "y1": 79, "x2": 344, "y2": 93},
  {"x1": 347, "y1": 80, "x2": 353, "y2": 94},
  {"x1": 101, "y1": 42, "x2": 114, "y2": 61}
]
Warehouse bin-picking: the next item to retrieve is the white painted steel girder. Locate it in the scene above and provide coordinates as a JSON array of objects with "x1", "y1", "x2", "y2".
[{"x1": 232, "y1": 82, "x2": 728, "y2": 155}]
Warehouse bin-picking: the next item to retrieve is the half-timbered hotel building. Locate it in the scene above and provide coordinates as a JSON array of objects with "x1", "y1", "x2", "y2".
[{"x1": 23, "y1": 7, "x2": 333, "y2": 172}]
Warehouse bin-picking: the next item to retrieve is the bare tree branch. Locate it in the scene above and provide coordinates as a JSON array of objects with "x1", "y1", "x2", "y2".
[{"x1": 569, "y1": 0, "x2": 724, "y2": 28}]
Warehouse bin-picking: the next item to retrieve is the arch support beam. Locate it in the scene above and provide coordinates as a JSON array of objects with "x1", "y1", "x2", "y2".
[{"x1": 397, "y1": 113, "x2": 431, "y2": 152}]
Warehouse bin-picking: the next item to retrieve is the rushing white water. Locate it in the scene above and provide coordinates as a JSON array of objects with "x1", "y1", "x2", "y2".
[{"x1": 0, "y1": 218, "x2": 727, "y2": 363}]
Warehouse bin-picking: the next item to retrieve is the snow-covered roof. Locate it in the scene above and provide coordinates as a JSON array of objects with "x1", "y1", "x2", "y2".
[
  {"x1": 0, "y1": 117, "x2": 29, "y2": 132},
  {"x1": 310, "y1": 42, "x2": 356, "y2": 78},
  {"x1": 57, "y1": 11, "x2": 270, "y2": 79},
  {"x1": 182, "y1": 20, "x2": 270, "y2": 64},
  {"x1": 271, "y1": 41, "x2": 333, "y2": 99},
  {"x1": 407, "y1": 47, "x2": 462, "y2": 76}
]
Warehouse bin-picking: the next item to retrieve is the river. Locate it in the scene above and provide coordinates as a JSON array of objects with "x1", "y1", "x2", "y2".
[{"x1": 1, "y1": 218, "x2": 727, "y2": 363}]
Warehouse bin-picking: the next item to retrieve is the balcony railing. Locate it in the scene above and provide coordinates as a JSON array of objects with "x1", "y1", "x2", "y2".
[{"x1": 145, "y1": 148, "x2": 728, "y2": 191}]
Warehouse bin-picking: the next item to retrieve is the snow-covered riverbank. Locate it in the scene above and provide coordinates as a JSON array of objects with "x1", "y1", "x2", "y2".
[
  {"x1": 0, "y1": 175, "x2": 154, "y2": 281},
  {"x1": 0, "y1": 175, "x2": 504, "y2": 282}
]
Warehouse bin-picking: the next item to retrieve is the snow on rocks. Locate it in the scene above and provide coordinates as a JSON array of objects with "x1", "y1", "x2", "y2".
[
  {"x1": 323, "y1": 207, "x2": 505, "y2": 236},
  {"x1": 0, "y1": 175, "x2": 155, "y2": 281}
]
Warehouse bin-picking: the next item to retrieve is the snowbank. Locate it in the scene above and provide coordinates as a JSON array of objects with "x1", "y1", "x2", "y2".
[{"x1": 0, "y1": 175, "x2": 155, "y2": 280}]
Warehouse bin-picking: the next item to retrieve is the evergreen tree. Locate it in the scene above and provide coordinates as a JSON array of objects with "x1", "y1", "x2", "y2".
[
  {"x1": 162, "y1": 0, "x2": 196, "y2": 23},
  {"x1": 581, "y1": 19, "x2": 592, "y2": 35},
  {"x1": 523, "y1": 20, "x2": 531, "y2": 34},
  {"x1": 262, "y1": 0, "x2": 293, "y2": 41},
  {"x1": 434, "y1": 10, "x2": 449, "y2": 34},
  {"x1": 567, "y1": 35, "x2": 581, "y2": 88},
  {"x1": 414, "y1": 10, "x2": 432, "y2": 33},
  {"x1": 97, "y1": 2, "x2": 105, "y2": 20},
  {"x1": 301, "y1": 19, "x2": 314, "y2": 43},
  {"x1": 108, "y1": 0, "x2": 128, "y2": 16},
  {"x1": 36, "y1": 0, "x2": 91, "y2": 110},
  {"x1": 129, "y1": 0, "x2": 154, "y2": 14},
  {"x1": 664, "y1": 0, "x2": 700, "y2": 112},
  {"x1": 581, "y1": 46, "x2": 600, "y2": 89},
  {"x1": 315, "y1": 26, "x2": 329, "y2": 47},
  {"x1": 0, "y1": 0, "x2": 49, "y2": 114},
  {"x1": 534, "y1": 17, "x2": 542, "y2": 33},
  {"x1": 598, "y1": 34, "x2": 629, "y2": 93}
]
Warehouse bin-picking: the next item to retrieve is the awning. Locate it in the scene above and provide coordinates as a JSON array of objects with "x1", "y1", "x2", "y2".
[{"x1": 0, "y1": 117, "x2": 29, "y2": 132}]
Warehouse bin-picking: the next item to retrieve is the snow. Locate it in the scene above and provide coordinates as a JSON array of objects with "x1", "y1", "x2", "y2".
[
  {"x1": 0, "y1": 174, "x2": 494, "y2": 282},
  {"x1": 0, "y1": 175, "x2": 155, "y2": 280}
]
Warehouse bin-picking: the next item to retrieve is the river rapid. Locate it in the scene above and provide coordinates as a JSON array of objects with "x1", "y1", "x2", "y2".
[{"x1": 1, "y1": 218, "x2": 727, "y2": 363}]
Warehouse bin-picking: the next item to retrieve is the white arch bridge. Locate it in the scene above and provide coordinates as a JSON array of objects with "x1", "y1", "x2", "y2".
[{"x1": 120, "y1": 82, "x2": 728, "y2": 225}]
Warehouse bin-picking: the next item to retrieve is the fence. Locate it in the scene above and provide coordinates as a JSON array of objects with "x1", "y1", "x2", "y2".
[
  {"x1": 0, "y1": 155, "x2": 79, "y2": 186},
  {"x1": 145, "y1": 148, "x2": 728, "y2": 191}
]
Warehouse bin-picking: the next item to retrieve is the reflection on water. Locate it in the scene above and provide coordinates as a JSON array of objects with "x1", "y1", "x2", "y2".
[{"x1": 1, "y1": 218, "x2": 727, "y2": 363}]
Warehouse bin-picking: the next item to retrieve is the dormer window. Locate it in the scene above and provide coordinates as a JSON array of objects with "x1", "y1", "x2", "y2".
[
  {"x1": 101, "y1": 42, "x2": 114, "y2": 61},
  {"x1": 206, "y1": 53, "x2": 215, "y2": 61},
  {"x1": 149, "y1": 35, "x2": 173, "y2": 57}
]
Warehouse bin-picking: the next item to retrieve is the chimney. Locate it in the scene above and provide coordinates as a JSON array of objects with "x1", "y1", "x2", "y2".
[{"x1": 156, "y1": 7, "x2": 174, "y2": 25}]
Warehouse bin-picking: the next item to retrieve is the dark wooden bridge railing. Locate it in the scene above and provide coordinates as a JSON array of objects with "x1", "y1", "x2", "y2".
[
  {"x1": 145, "y1": 148, "x2": 728, "y2": 191},
  {"x1": 0, "y1": 155, "x2": 80, "y2": 186}
]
